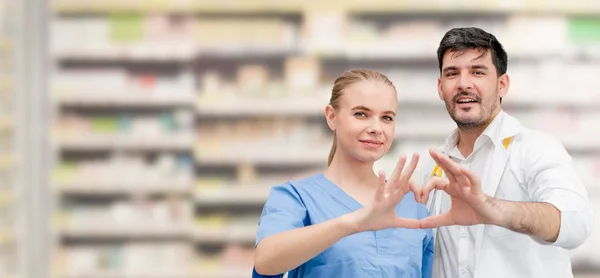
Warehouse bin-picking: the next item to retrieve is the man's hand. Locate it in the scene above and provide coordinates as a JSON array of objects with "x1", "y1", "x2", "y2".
[{"x1": 418, "y1": 149, "x2": 506, "y2": 228}]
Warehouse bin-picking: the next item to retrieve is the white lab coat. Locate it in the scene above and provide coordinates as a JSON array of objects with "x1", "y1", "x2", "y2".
[{"x1": 420, "y1": 111, "x2": 594, "y2": 278}]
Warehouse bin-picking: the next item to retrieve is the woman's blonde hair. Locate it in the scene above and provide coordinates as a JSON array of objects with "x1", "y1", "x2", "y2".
[{"x1": 327, "y1": 69, "x2": 396, "y2": 166}]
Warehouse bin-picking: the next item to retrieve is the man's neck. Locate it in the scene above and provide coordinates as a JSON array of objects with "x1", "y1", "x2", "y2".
[
  {"x1": 324, "y1": 151, "x2": 378, "y2": 190},
  {"x1": 456, "y1": 110, "x2": 501, "y2": 158}
]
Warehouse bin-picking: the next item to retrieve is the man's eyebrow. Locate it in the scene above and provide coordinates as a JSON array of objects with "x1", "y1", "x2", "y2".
[
  {"x1": 472, "y1": 64, "x2": 489, "y2": 70},
  {"x1": 442, "y1": 66, "x2": 458, "y2": 73}
]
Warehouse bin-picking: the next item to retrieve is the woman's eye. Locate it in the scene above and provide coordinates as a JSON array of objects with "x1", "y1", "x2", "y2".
[
  {"x1": 383, "y1": 116, "x2": 394, "y2": 122},
  {"x1": 354, "y1": 112, "x2": 367, "y2": 117}
]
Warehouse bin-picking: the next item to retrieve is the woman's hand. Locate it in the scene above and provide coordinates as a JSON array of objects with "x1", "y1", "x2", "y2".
[{"x1": 345, "y1": 153, "x2": 422, "y2": 232}]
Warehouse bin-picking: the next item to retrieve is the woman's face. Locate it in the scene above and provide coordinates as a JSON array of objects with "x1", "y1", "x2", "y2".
[{"x1": 327, "y1": 80, "x2": 398, "y2": 163}]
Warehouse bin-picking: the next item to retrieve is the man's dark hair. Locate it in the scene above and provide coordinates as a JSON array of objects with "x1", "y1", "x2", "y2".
[{"x1": 437, "y1": 27, "x2": 508, "y2": 77}]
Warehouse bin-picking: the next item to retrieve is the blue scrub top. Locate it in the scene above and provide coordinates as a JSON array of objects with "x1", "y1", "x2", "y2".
[{"x1": 253, "y1": 173, "x2": 434, "y2": 278}]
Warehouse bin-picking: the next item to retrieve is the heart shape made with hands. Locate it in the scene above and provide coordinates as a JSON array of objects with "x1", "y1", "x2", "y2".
[
  {"x1": 363, "y1": 149, "x2": 502, "y2": 232},
  {"x1": 409, "y1": 149, "x2": 503, "y2": 229}
]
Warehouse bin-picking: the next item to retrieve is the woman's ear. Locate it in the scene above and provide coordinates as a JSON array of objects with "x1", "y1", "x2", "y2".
[{"x1": 325, "y1": 104, "x2": 336, "y2": 132}]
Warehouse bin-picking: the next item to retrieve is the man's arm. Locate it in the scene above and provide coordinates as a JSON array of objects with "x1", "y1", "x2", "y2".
[
  {"x1": 486, "y1": 198, "x2": 560, "y2": 242},
  {"x1": 420, "y1": 143, "x2": 594, "y2": 249}
]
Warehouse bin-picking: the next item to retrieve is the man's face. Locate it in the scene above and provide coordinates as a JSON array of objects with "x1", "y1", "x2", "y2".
[{"x1": 437, "y1": 48, "x2": 509, "y2": 129}]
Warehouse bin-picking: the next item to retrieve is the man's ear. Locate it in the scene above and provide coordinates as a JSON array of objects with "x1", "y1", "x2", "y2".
[
  {"x1": 498, "y1": 73, "x2": 510, "y2": 99},
  {"x1": 325, "y1": 104, "x2": 336, "y2": 132},
  {"x1": 437, "y1": 77, "x2": 443, "y2": 101}
]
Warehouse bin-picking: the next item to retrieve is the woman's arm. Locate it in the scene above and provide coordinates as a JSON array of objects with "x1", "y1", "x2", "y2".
[
  {"x1": 255, "y1": 154, "x2": 421, "y2": 275},
  {"x1": 254, "y1": 212, "x2": 358, "y2": 275}
]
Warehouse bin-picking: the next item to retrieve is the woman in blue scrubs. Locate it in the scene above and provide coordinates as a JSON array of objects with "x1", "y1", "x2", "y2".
[{"x1": 253, "y1": 69, "x2": 434, "y2": 278}]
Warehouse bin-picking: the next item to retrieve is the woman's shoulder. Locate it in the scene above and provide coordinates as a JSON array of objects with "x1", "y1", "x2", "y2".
[{"x1": 266, "y1": 172, "x2": 325, "y2": 199}]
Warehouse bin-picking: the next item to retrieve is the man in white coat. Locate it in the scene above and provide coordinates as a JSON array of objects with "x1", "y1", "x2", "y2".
[{"x1": 414, "y1": 27, "x2": 594, "y2": 278}]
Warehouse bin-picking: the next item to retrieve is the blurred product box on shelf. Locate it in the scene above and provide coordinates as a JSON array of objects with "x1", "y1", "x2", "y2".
[
  {"x1": 56, "y1": 198, "x2": 193, "y2": 235},
  {"x1": 53, "y1": 242, "x2": 194, "y2": 277},
  {"x1": 52, "y1": 69, "x2": 196, "y2": 104},
  {"x1": 52, "y1": 153, "x2": 193, "y2": 191}
]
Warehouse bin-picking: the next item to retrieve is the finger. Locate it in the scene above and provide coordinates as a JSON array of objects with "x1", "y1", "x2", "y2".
[
  {"x1": 409, "y1": 180, "x2": 422, "y2": 203},
  {"x1": 421, "y1": 177, "x2": 449, "y2": 204},
  {"x1": 388, "y1": 154, "x2": 407, "y2": 183},
  {"x1": 459, "y1": 168, "x2": 481, "y2": 192},
  {"x1": 420, "y1": 213, "x2": 454, "y2": 229},
  {"x1": 400, "y1": 152, "x2": 420, "y2": 181},
  {"x1": 428, "y1": 149, "x2": 455, "y2": 182},
  {"x1": 375, "y1": 170, "x2": 386, "y2": 202},
  {"x1": 430, "y1": 149, "x2": 464, "y2": 180},
  {"x1": 394, "y1": 217, "x2": 421, "y2": 229}
]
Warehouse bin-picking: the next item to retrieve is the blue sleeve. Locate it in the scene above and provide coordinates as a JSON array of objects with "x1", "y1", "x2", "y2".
[
  {"x1": 253, "y1": 182, "x2": 307, "y2": 277},
  {"x1": 419, "y1": 204, "x2": 434, "y2": 278},
  {"x1": 422, "y1": 229, "x2": 434, "y2": 278},
  {"x1": 252, "y1": 267, "x2": 283, "y2": 278},
  {"x1": 255, "y1": 182, "x2": 308, "y2": 246}
]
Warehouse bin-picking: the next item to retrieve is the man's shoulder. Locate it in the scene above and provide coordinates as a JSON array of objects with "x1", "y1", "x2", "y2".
[{"x1": 513, "y1": 126, "x2": 564, "y2": 150}]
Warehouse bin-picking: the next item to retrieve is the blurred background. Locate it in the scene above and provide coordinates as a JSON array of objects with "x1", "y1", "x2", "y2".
[{"x1": 1, "y1": 0, "x2": 599, "y2": 277}]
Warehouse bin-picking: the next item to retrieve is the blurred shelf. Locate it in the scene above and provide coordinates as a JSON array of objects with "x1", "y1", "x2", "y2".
[
  {"x1": 195, "y1": 187, "x2": 270, "y2": 206},
  {"x1": 57, "y1": 273, "x2": 191, "y2": 278},
  {"x1": 53, "y1": 47, "x2": 296, "y2": 62},
  {"x1": 0, "y1": 155, "x2": 13, "y2": 169},
  {"x1": 0, "y1": 39, "x2": 12, "y2": 52},
  {"x1": 59, "y1": 226, "x2": 191, "y2": 239},
  {"x1": 55, "y1": 135, "x2": 194, "y2": 151},
  {"x1": 56, "y1": 183, "x2": 191, "y2": 196},
  {"x1": 0, "y1": 229, "x2": 15, "y2": 246},
  {"x1": 0, "y1": 116, "x2": 14, "y2": 131},
  {"x1": 561, "y1": 136, "x2": 600, "y2": 153},
  {"x1": 196, "y1": 97, "x2": 326, "y2": 117},
  {"x1": 395, "y1": 122, "x2": 455, "y2": 139},
  {"x1": 52, "y1": 48, "x2": 195, "y2": 62},
  {"x1": 0, "y1": 192, "x2": 13, "y2": 207},
  {"x1": 55, "y1": 94, "x2": 195, "y2": 108},
  {"x1": 344, "y1": 2, "x2": 600, "y2": 15},
  {"x1": 51, "y1": 1, "x2": 303, "y2": 14},
  {"x1": 58, "y1": 270, "x2": 252, "y2": 278},
  {"x1": 50, "y1": 1, "x2": 600, "y2": 15},
  {"x1": 193, "y1": 269, "x2": 252, "y2": 278},
  {"x1": 195, "y1": 148, "x2": 329, "y2": 166},
  {"x1": 194, "y1": 227, "x2": 255, "y2": 244},
  {"x1": 502, "y1": 96, "x2": 600, "y2": 109}
]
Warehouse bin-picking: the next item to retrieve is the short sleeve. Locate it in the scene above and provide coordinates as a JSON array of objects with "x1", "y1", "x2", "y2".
[{"x1": 255, "y1": 182, "x2": 308, "y2": 247}]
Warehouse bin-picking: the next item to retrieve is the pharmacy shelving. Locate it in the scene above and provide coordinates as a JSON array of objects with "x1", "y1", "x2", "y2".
[
  {"x1": 48, "y1": 0, "x2": 600, "y2": 276},
  {"x1": 1, "y1": 0, "x2": 23, "y2": 277}
]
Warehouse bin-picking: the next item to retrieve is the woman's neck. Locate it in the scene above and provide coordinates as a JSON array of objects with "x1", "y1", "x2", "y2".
[{"x1": 324, "y1": 150, "x2": 378, "y2": 189}]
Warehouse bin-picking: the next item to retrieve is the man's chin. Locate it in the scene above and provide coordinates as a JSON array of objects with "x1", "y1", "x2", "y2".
[{"x1": 452, "y1": 115, "x2": 484, "y2": 128}]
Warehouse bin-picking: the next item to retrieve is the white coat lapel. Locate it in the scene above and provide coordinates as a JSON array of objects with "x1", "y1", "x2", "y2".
[
  {"x1": 473, "y1": 138, "x2": 513, "y2": 268},
  {"x1": 482, "y1": 142, "x2": 510, "y2": 198}
]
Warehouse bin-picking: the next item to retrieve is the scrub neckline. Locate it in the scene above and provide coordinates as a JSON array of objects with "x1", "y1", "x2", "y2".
[{"x1": 312, "y1": 172, "x2": 365, "y2": 212}]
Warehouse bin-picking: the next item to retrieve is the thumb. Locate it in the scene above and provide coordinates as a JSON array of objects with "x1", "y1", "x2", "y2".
[
  {"x1": 420, "y1": 213, "x2": 454, "y2": 229},
  {"x1": 394, "y1": 217, "x2": 421, "y2": 229},
  {"x1": 409, "y1": 180, "x2": 422, "y2": 203},
  {"x1": 421, "y1": 177, "x2": 449, "y2": 204}
]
